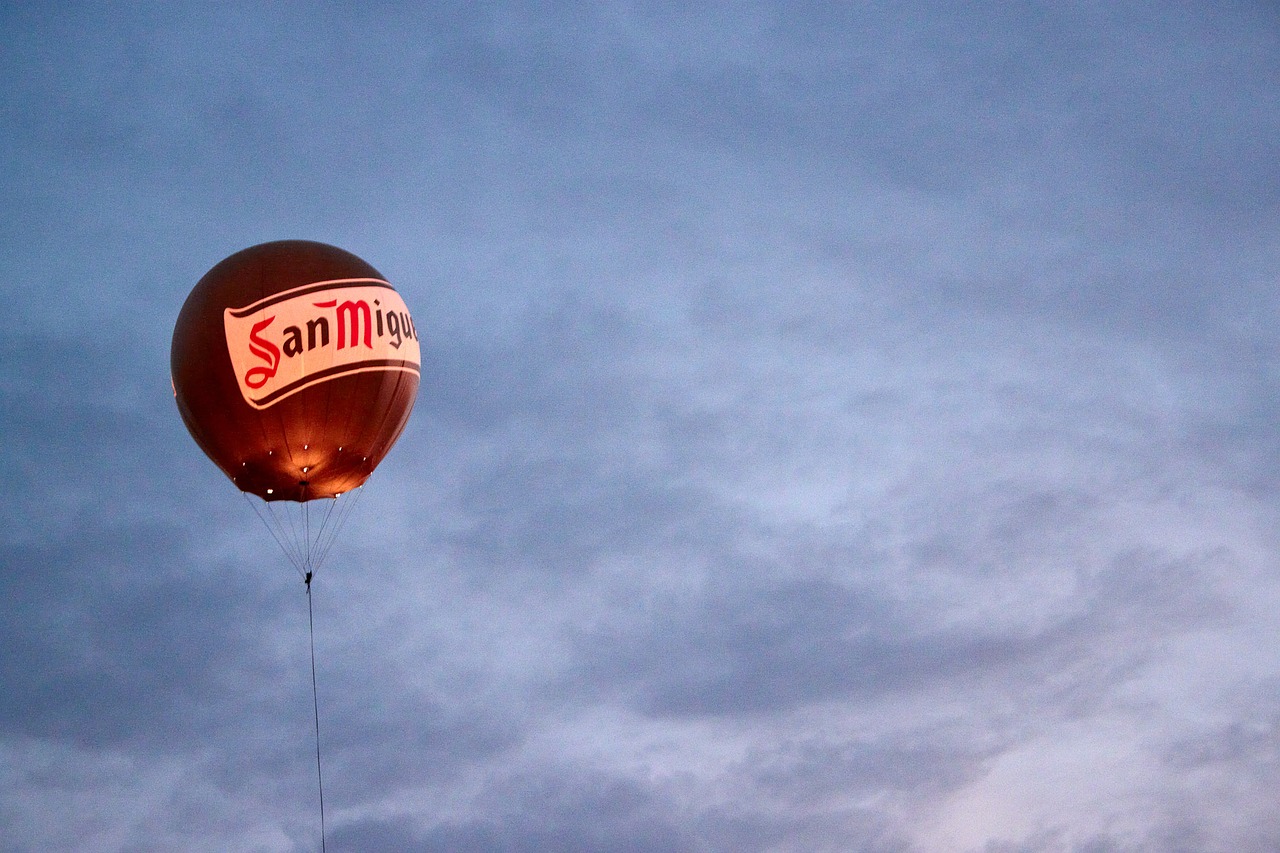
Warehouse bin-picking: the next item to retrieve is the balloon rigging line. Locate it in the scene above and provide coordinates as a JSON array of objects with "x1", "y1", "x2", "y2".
[
  {"x1": 312, "y1": 487, "x2": 364, "y2": 572},
  {"x1": 273, "y1": 499, "x2": 307, "y2": 578},
  {"x1": 243, "y1": 493, "x2": 359, "y2": 583},
  {"x1": 245, "y1": 494, "x2": 304, "y2": 578}
]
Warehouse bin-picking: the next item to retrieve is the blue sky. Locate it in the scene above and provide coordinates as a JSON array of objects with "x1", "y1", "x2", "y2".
[{"x1": 2, "y1": 3, "x2": 1279, "y2": 851}]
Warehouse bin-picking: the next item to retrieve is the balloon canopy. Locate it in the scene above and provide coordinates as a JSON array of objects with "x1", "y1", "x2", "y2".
[{"x1": 172, "y1": 240, "x2": 420, "y2": 502}]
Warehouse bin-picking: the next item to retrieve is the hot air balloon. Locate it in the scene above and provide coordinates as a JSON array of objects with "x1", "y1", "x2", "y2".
[
  {"x1": 172, "y1": 239, "x2": 419, "y2": 579},
  {"x1": 172, "y1": 240, "x2": 419, "y2": 850}
]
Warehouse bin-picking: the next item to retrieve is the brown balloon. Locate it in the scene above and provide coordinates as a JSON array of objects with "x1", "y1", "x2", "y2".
[{"x1": 172, "y1": 240, "x2": 420, "y2": 502}]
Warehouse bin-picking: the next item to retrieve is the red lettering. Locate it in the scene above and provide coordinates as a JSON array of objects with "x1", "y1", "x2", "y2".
[
  {"x1": 244, "y1": 316, "x2": 280, "y2": 389},
  {"x1": 316, "y1": 298, "x2": 372, "y2": 349}
]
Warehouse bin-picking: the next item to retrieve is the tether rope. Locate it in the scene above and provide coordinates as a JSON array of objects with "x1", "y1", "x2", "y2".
[
  {"x1": 243, "y1": 490, "x2": 366, "y2": 851},
  {"x1": 306, "y1": 576, "x2": 327, "y2": 853}
]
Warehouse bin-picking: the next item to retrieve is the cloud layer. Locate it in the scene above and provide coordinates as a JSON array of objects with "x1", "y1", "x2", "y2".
[{"x1": 2, "y1": 3, "x2": 1279, "y2": 851}]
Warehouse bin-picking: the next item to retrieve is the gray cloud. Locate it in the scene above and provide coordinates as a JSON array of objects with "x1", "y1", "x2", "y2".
[
  {"x1": 1, "y1": 2, "x2": 1277, "y2": 851},
  {"x1": 564, "y1": 541, "x2": 1228, "y2": 720}
]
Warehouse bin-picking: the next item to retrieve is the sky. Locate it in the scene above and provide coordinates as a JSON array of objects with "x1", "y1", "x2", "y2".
[{"x1": 1, "y1": 2, "x2": 1279, "y2": 851}]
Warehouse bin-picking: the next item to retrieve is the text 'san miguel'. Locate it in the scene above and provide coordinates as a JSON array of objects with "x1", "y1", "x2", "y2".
[{"x1": 245, "y1": 297, "x2": 418, "y2": 390}]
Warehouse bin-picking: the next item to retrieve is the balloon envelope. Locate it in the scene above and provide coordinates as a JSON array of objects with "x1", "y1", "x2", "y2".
[{"x1": 172, "y1": 240, "x2": 420, "y2": 501}]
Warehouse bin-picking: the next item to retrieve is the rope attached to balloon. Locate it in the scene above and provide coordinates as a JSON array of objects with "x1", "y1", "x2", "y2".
[
  {"x1": 306, "y1": 572, "x2": 327, "y2": 853},
  {"x1": 173, "y1": 241, "x2": 420, "y2": 853}
]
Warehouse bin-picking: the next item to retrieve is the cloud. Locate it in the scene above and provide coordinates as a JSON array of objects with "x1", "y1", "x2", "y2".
[
  {"x1": 1, "y1": 2, "x2": 1278, "y2": 851},
  {"x1": 338, "y1": 767, "x2": 695, "y2": 853}
]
